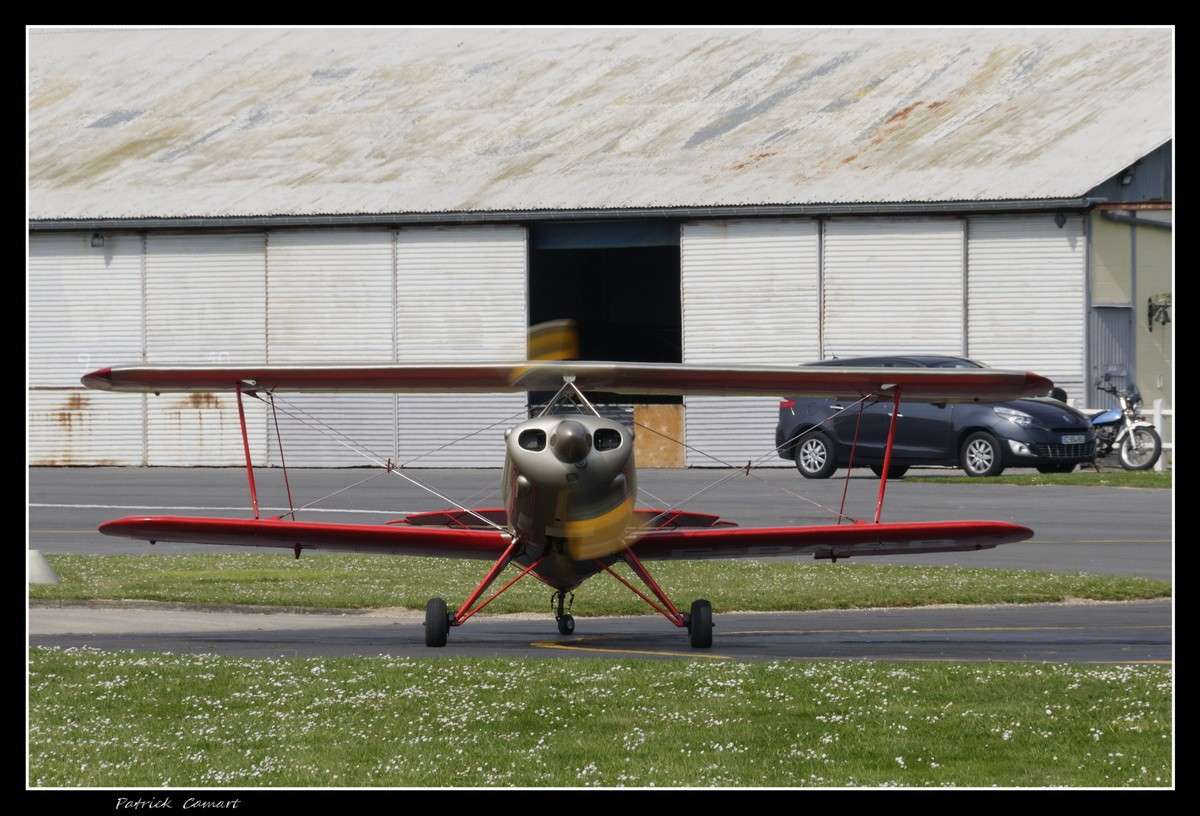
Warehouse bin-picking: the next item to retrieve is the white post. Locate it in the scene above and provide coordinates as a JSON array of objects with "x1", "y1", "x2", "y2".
[{"x1": 1152, "y1": 399, "x2": 1165, "y2": 472}]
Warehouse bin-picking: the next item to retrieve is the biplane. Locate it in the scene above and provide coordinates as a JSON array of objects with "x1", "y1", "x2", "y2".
[{"x1": 82, "y1": 361, "x2": 1049, "y2": 648}]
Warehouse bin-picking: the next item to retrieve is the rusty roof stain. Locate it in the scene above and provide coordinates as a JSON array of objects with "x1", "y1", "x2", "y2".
[{"x1": 28, "y1": 27, "x2": 1173, "y2": 219}]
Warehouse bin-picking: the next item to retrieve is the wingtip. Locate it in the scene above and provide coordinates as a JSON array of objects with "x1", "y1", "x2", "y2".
[
  {"x1": 1024, "y1": 372, "x2": 1054, "y2": 397},
  {"x1": 81, "y1": 367, "x2": 114, "y2": 390}
]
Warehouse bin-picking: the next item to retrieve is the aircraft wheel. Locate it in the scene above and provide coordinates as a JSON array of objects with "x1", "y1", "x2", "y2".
[
  {"x1": 557, "y1": 614, "x2": 575, "y2": 635},
  {"x1": 688, "y1": 599, "x2": 713, "y2": 649},
  {"x1": 424, "y1": 597, "x2": 449, "y2": 647}
]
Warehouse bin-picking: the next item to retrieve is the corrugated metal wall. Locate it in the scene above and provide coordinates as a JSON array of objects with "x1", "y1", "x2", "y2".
[
  {"x1": 144, "y1": 232, "x2": 268, "y2": 466},
  {"x1": 264, "y1": 229, "x2": 396, "y2": 467},
  {"x1": 29, "y1": 232, "x2": 145, "y2": 465},
  {"x1": 31, "y1": 215, "x2": 1089, "y2": 468},
  {"x1": 680, "y1": 220, "x2": 819, "y2": 466},
  {"x1": 394, "y1": 226, "x2": 528, "y2": 468},
  {"x1": 29, "y1": 226, "x2": 527, "y2": 468},
  {"x1": 823, "y1": 218, "x2": 965, "y2": 358},
  {"x1": 967, "y1": 214, "x2": 1085, "y2": 399}
]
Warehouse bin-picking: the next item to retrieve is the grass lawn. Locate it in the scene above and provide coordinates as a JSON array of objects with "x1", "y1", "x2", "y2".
[
  {"x1": 906, "y1": 470, "x2": 1171, "y2": 488},
  {"x1": 31, "y1": 553, "x2": 1170, "y2": 613},
  {"x1": 28, "y1": 647, "x2": 1172, "y2": 787}
]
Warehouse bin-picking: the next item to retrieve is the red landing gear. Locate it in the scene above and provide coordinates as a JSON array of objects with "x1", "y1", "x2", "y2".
[
  {"x1": 596, "y1": 550, "x2": 715, "y2": 649},
  {"x1": 424, "y1": 538, "x2": 545, "y2": 648}
]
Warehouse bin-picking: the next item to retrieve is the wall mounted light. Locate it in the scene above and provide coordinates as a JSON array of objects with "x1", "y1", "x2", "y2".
[
  {"x1": 1054, "y1": 212, "x2": 1067, "y2": 229},
  {"x1": 90, "y1": 232, "x2": 104, "y2": 248}
]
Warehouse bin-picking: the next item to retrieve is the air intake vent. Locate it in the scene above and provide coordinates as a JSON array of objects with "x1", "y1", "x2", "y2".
[
  {"x1": 594, "y1": 428, "x2": 622, "y2": 451},
  {"x1": 518, "y1": 429, "x2": 546, "y2": 451}
]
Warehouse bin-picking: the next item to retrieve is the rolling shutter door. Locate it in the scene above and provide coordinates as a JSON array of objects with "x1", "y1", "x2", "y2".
[
  {"x1": 29, "y1": 232, "x2": 145, "y2": 465},
  {"x1": 823, "y1": 218, "x2": 964, "y2": 359},
  {"x1": 144, "y1": 233, "x2": 267, "y2": 466},
  {"x1": 265, "y1": 230, "x2": 396, "y2": 467},
  {"x1": 967, "y1": 215, "x2": 1085, "y2": 399},
  {"x1": 394, "y1": 226, "x2": 527, "y2": 468},
  {"x1": 681, "y1": 220, "x2": 819, "y2": 467}
]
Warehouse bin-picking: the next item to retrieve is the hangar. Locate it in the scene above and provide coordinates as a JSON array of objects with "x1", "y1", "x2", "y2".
[{"x1": 28, "y1": 27, "x2": 1172, "y2": 468}]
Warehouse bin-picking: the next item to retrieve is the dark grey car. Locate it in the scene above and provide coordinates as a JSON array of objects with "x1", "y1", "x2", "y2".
[{"x1": 776, "y1": 355, "x2": 1096, "y2": 478}]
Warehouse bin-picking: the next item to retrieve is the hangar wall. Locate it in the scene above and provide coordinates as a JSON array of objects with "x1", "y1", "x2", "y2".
[
  {"x1": 30, "y1": 213, "x2": 1086, "y2": 468},
  {"x1": 29, "y1": 225, "x2": 527, "y2": 467},
  {"x1": 678, "y1": 213, "x2": 1086, "y2": 466}
]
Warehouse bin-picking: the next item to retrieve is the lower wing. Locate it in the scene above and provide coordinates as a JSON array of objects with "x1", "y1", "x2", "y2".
[
  {"x1": 98, "y1": 516, "x2": 510, "y2": 559},
  {"x1": 628, "y1": 520, "x2": 1033, "y2": 561}
]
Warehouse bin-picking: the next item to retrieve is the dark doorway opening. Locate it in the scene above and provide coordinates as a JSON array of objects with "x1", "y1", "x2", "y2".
[{"x1": 529, "y1": 222, "x2": 681, "y2": 406}]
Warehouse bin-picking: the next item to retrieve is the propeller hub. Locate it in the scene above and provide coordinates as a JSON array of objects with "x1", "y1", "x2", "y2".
[{"x1": 550, "y1": 420, "x2": 591, "y2": 464}]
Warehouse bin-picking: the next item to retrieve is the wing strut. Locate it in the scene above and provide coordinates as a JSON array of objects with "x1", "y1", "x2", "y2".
[
  {"x1": 837, "y1": 397, "x2": 866, "y2": 525},
  {"x1": 873, "y1": 386, "x2": 902, "y2": 523},
  {"x1": 235, "y1": 380, "x2": 260, "y2": 519},
  {"x1": 268, "y1": 392, "x2": 296, "y2": 521}
]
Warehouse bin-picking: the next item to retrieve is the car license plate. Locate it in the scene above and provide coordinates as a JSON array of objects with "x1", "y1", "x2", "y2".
[{"x1": 1061, "y1": 434, "x2": 1086, "y2": 445}]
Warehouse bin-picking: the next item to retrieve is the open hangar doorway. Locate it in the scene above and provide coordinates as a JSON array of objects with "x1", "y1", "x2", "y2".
[{"x1": 528, "y1": 220, "x2": 684, "y2": 467}]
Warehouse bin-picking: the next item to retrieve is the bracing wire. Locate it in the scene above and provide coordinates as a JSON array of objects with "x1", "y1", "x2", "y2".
[{"x1": 253, "y1": 392, "x2": 507, "y2": 533}]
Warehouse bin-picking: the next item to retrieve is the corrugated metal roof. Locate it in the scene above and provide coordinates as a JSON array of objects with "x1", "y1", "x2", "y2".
[{"x1": 28, "y1": 27, "x2": 1172, "y2": 220}]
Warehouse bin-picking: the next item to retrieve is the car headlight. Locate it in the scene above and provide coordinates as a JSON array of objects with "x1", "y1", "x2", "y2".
[{"x1": 994, "y1": 406, "x2": 1034, "y2": 428}]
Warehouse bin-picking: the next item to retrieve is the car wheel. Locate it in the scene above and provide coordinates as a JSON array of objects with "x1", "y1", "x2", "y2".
[
  {"x1": 960, "y1": 431, "x2": 1005, "y2": 477},
  {"x1": 1036, "y1": 464, "x2": 1076, "y2": 474},
  {"x1": 794, "y1": 431, "x2": 837, "y2": 479},
  {"x1": 869, "y1": 464, "x2": 909, "y2": 479}
]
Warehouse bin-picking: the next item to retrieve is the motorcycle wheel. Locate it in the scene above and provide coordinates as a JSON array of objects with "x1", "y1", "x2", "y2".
[{"x1": 1118, "y1": 428, "x2": 1162, "y2": 470}]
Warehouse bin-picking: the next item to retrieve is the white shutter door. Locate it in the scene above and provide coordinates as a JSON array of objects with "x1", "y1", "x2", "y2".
[
  {"x1": 681, "y1": 220, "x2": 819, "y2": 466},
  {"x1": 29, "y1": 232, "x2": 146, "y2": 464},
  {"x1": 394, "y1": 226, "x2": 527, "y2": 468},
  {"x1": 144, "y1": 232, "x2": 267, "y2": 465},
  {"x1": 266, "y1": 229, "x2": 396, "y2": 467},
  {"x1": 823, "y1": 218, "x2": 964, "y2": 358},
  {"x1": 967, "y1": 214, "x2": 1085, "y2": 398},
  {"x1": 28, "y1": 391, "x2": 146, "y2": 466}
]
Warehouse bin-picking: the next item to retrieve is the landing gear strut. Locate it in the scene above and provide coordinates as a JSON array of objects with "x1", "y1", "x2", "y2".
[
  {"x1": 422, "y1": 538, "x2": 546, "y2": 647},
  {"x1": 595, "y1": 551, "x2": 716, "y2": 649},
  {"x1": 553, "y1": 590, "x2": 575, "y2": 635}
]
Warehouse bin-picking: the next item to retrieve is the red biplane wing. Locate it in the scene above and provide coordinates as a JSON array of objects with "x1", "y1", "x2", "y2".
[
  {"x1": 99, "y1": 516, "x2": 511, "y2": 559},
  {"x1": 628, "y1": 520, "x2": 1033, "y2": 561},
  {"x1": 82, "y1": 361, "x2": 1051, "y2": 402}
]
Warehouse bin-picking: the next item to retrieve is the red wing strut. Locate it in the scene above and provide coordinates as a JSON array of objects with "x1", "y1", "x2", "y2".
[
  {"x1": 628, "y1": 520, "x2": 1033, "y2": 561},
  {"x1": 99, "y1": 516, "x2": 511, "y2": 560}
]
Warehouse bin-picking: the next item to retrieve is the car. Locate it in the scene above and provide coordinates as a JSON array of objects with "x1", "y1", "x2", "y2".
[{"x1": 776, "y1": 355, "x2": 1096, "y2": 478}]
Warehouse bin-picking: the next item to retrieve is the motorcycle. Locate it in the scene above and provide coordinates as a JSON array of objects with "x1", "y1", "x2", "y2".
[{"x1": 1091, "y1": 374, "x2": 1163, "y2": 470}]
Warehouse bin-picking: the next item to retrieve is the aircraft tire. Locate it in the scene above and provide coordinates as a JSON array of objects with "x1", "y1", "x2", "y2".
[
  {"x1": 425, "y1": 597, "x2": 449, "y2": 647},
  {"x1": 688, "y1": 599, "x2": 713, "y2": 649},
  {"x1": 557, "y1": 614, "x2": 575, "y2": 635}
]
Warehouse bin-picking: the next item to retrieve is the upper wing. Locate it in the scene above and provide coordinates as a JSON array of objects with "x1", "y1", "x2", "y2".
[
  {"x1": 99, "y1": 516, "x2": 511, "y2": 559},
  {"x1": 82, "y1": 361, "x2": 1052, "y2": 402},
  {"x1": 628, "y1": 520, "x2": 1033, "y2": 561}
]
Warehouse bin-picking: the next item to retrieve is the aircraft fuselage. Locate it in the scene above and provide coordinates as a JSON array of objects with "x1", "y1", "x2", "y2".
[{"x1": 501, "y1": 414, "x2": 637, "y2": 589}]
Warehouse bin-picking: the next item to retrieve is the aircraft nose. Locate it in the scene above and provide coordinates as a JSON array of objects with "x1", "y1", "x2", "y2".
[{"x1": 550, "y1": 419, "x2": 591, "y2": 464}]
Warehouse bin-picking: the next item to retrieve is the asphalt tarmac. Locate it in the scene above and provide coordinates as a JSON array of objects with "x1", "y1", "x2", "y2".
[
  {"x1": 30, "y1": 466, "x2": 1172, "y2": 578},
  {"x1": 30, "y1": 600, "x2": 1171, "y2": 663}
]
